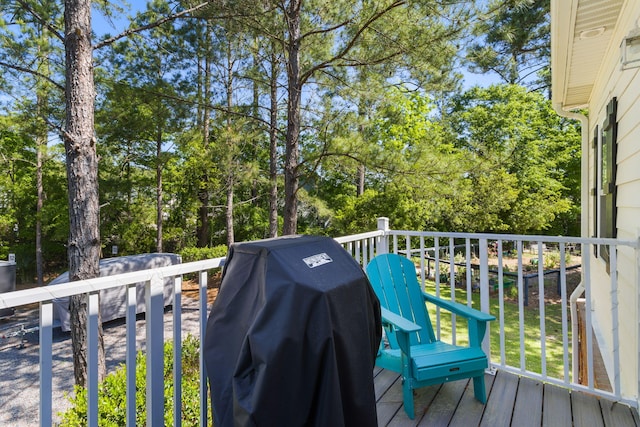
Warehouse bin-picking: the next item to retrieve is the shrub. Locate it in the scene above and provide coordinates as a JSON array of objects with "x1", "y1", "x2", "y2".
[
  {"x1": 59, "y1": 335, "x2": 208, "y2": 426},
  {"x1": 178, "y1": 245, "x2": 227, "y2": 282},
  {"x1": 179, "y1": 245, "x2": 228, "y2": 263},
  {"x1": 543, "y1": 251, "x2": 572, "y2": 270}
]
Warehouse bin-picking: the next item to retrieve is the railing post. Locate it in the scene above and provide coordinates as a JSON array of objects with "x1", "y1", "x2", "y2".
[
  {"x1": 479, "y1": 238, "x2": 491, "y2": 364},
  {"x1": 126, "y1": 284, "x2": 137, "y2": 427},
  {"x1": 377, "y1": 217, "x2": 389, "y2": 254},
  {"x1": 610, "y1": 244, "x2": 620, "y2": 398},
  {"x1": 87, "y1": 291, "x2": 100, "y2": 427},
  {"x1": 199, "y1": 271, "x2": 209, "y2": 427},
  {"x1": 39, "y1": 301, "x2": 53, "y2": 427},
  {"x1": 146, "y1": 276, "x2": 165, "y2": 427},
  {"x1": 173, "y1": 276, "x2": 183, "y2": 427}
]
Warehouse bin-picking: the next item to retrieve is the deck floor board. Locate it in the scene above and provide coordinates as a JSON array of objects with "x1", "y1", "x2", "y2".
[
  {"x1": 375, "y1": 369, "x2": 638, "y2": 427},
  {"x1": 601, "y1": 400, "x2": 638, "y2": 427},
  {"x1": 479, "y1": 370, "x2": 518, "y2": 427},
  {"x1": 448, "y1": 373, "x2": 495, "y2": 427},
  {"x1": 572, "y1": 391, "x2": 605, "y2": 427},
  {"x1": 511, "y1": 376, "x2": 543, "y2": 427},
  {"x1": 417, "y1": 377, "x2": 467, "y2": 426}
]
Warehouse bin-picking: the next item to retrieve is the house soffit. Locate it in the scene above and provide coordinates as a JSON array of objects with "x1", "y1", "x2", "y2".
[{"x1": 553, "y1": 0, "x2": 624, "y2": 110}]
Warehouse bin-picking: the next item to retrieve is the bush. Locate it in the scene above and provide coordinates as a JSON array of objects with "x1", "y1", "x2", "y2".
[
  {"x1": 179, "y1": 245, "x2": 228, "y2": 263},
  {"x1": 543, "y1": 251, "x2": 572, "y2": 270},
  {"x1": 59, "y1": 335, "x2": 208, "y2": 426}
]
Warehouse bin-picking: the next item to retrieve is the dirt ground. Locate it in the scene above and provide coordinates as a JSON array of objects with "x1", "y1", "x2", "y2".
[
  {"x1": 181, "y1": 271, "x2": 222, "y2": 304},
  {"x1": 488, "y1": 252, "x2": 582, "y2": 309},
  {"x1": 506, "y1": 268, "x2": 582, "y2": 309}
]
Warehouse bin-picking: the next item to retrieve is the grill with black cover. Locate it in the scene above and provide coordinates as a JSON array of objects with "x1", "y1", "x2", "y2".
[{"x1": 204, "y1": 235, "x2": 381, "y2": 427}]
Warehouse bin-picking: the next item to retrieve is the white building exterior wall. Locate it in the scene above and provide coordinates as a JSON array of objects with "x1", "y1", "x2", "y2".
[{"x1": 584, "y1": 0, "x2": 640, "y2": 401}]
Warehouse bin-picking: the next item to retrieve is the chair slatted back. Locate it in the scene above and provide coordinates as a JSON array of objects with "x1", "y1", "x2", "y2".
[{"x1": 367, "y1": 254, "x2": 436, "y2": 347}]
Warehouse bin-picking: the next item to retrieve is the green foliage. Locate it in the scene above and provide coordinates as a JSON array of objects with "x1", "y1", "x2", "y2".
[
  {"x1": 0, "y1": 114, "x2": 68, "y2": 278},
  {"x1": 314, "y1": 84, "x2": 580, "y2": 236},
  {"x1": 179, "y1": 245, "x2": 228, "y2": 262},
  {"x1": 443, "y1": 84, "x2": 580, "y2": 234},
  {"x1": 330, "y1": 187, "x2": 432, "y2": 234},
  {"x1": 59, "y1": 335, "x2": 207, "y2": 427},
  {"x1": 543, "y1": 250, "x2": 572, "y2": 270},
  {"x1": 321, "y1": 88, "x2": 456, "y2": 233},
  {"x1": 0, "y1": 2, "x2": 581, "y2": 279},
  {"x1": 467, "y1": 0, "x2": 550, "y2": 90}
]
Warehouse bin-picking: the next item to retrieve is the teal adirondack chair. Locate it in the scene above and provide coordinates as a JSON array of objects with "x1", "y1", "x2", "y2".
[{"x1": 366, "y1": 253, "x2": 496, "y2": 419}]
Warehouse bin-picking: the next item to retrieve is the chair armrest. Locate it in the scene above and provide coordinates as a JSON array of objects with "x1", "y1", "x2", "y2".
[
  {"x1": 380, "y1": 307, "x2": 421, "y2": 333},
  {"x1": 423, "y1": 292, "x2": 495, "y2": 322},
  {"x1": 380, "y1": 307, "x2": 419, "y2": 358}
]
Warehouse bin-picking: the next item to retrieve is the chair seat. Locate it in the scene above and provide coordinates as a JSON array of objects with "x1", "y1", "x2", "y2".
[
  {"x1": 382, "y1": 341, "x2": 487, "y2": 382},
  {"x1": 412, "y1": 343, "x2": 487, "y2": 381}
]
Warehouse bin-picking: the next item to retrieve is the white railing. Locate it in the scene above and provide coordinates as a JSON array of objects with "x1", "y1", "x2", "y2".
[
  {"x1": 381, "y1": 227, "x2": 640, "y2": 409},
  {"x1": 0, "y1": 258, "x2": 224, "y2": 427},
  {"x1": 0, "y1": 223, "x2": 638, "y2": 426}
]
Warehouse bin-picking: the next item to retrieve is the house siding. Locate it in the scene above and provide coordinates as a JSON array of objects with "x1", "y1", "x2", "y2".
[{"x1": 586, "y1": 0, "x2": 640, "y2": 401}]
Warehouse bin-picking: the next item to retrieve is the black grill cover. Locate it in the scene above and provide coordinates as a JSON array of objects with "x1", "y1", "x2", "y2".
[{"x1": 204, "y1": 235, "x2": 382, "y2": 427}]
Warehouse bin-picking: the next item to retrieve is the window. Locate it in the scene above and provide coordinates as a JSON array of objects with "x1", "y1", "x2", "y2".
[{"x1": 596, "y1": 97, "x2": 618, "y2": 265}]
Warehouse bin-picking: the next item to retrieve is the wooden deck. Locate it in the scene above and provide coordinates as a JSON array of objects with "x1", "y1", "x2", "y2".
[{"x1": 374, "y1": 368, "x2": 639, "y2": 427}]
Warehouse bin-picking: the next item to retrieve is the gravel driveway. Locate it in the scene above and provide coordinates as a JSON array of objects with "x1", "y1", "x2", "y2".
[{"x1": 0, "y1": 297, "x2": 210, "y2": 426}]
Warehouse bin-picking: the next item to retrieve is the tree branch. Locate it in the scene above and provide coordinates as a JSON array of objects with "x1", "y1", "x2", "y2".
[
  {"x1": 15, "y1": 0, "x2": 64, "y2": 42},
  {"x1": 300, "y1": 0, "x2": 406, "y2": 84},
  {"x1": 93, "y1": 2, "x2": 213, "y2": 50},
  {"x1": 0, "y1": 60, "x2": 65, "y2": 91},
  {"x1": 107, "y1": 80, "x2": 286, "y2": 138},
  {"x1": 300, "y1": 17, "x2": 353, "y2": 42}
]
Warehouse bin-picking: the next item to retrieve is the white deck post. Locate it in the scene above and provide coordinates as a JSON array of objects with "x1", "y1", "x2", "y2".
[
  {"x1": 377, "y1": 217, "x2": 390, "y2": 255},
  {"x1": 126, "y1": 284, "x2": 137, "y2": 427},
  {"x1": 479, "y1": 238, "x2": 491, "y2": 363},
  {"x1": 145, "y1": 276, "x2": 165, "y2": 427},
  {"x1": 173, "y1": 276, "x2": 183, "y2": 427},
  {"x1": 39, "y1": 302, "x2": 53, "y2": 427},
  {"x1": 199, "y1": 271, "x2": 209, "y2": 427},
  {"x1": 87, "y1": 291, "x2": 100, "y2": 427}
]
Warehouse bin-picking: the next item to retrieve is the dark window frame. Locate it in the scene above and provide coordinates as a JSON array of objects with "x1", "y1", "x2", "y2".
[{"x1": 598, "y1": 97, "x2": 618, "y2": 266}]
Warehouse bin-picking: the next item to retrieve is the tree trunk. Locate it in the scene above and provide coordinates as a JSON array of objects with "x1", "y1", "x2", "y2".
[
  {"x1": 357, "y1": 164, "x2": 365, "y2": 196},
  {"x1": 36, "y1": 91, "x2": 45, "y2": 287},
  {"x1": 64, "y1": 0, "x2": 105, "y2": 387},
  {"x1": 226, "y1": 177, "x2": 234, "y2": 246},
  {"x1": 35, "y1": 23, "x2": 51, "y2": 287},
  {"x1": 283, "y1": 0, "x2": 302, "y2": 235},
  {"x1": 156, "y1": 127, "x2": 163, "y2": 253},
  {"x1": 268, "y1": 50, "x2": 279, "y2": 238},
  {"x1": 197, "y1": 24, "x2": 212, "y2": 248},
  {"x1": 36, "y1": 135, "x2": 44, "y2": 286},
  {"x1": 224, "y1": 37, "x2": 235, "y2": 246}
]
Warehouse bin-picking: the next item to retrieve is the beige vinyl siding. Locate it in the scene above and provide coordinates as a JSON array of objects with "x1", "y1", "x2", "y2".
[
  {"x1": 616, "y1": 245, "x2": 637, "y2": 396},
  {"x1": 584, "y1": 0, "x2": 640, "y2": 399},
  {"x1": 616, "y1": 182, "x2": 640, "y2": 210}
]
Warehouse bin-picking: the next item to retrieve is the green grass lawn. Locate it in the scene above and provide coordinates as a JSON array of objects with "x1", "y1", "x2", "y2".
[{"x1": 423, "y1": 279, "x2": 572, "y2": 380}]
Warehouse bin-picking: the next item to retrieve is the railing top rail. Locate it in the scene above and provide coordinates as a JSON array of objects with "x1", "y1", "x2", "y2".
[
  {"x1": 0, "y1": 231, "x2": 386, "y2": 310},
  {"x1": 0, "y1": 257, "x2": 225, "y2": 310},
  {"x1": 333, "y1": 230, "x2": 385, "y2": 244},
  {"x1": 387, "y1": 229, "x2": 639, "y2": 248}
]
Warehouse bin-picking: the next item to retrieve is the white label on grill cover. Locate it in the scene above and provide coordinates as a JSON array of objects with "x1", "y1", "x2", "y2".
[{"x1": 303, "y1": 253, "x2": 333, "y2": 268}]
